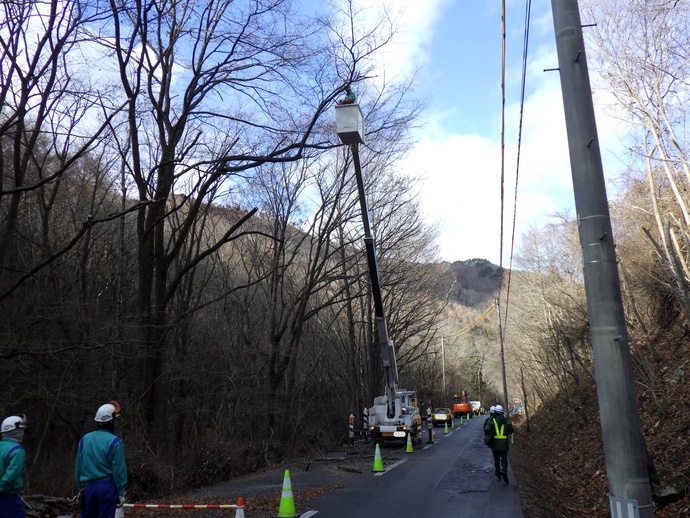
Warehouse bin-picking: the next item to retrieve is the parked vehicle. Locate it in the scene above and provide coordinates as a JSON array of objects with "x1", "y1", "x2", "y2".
[
  {"x1": 470, "y1": 400, "x2": 482, "y2": 415},
  {"x1": 432, "y1": 408, "x2": 453, "y2": 427}
]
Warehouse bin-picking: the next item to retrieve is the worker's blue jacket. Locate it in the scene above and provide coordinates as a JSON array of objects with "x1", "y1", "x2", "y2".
[
  {"x1": 0, "y1": 438, "x2": 26, "y2": 495},
  {"x1": 75, "y1": 429, "x2": 127, "y2": 496}
]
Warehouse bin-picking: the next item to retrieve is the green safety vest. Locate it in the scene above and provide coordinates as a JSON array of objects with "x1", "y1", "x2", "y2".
[{"x1": 493, "y1": 419, "x2": 507, "y2": 439}]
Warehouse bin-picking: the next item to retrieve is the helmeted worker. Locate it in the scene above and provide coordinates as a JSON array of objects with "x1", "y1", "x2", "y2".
[
  {"x1": 75, "y1": 401, "x2": 127, "y2": 518},
  {"x1": 337, "y1": 86, "x2": 356, "y2": 105},
  {"x1": 483, "y1": 404, "x2": 514, "y2": 484},
  {"x1": 484, "y1": 406, "x2": 496, "y2": 427},
  {"x1": 0, "y1": 415, "x2": 28, "y2": 518}
]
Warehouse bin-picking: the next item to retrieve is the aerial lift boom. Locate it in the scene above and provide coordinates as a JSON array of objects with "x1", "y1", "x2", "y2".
[
  {"x1": 350, "y1": 143, "x2": 398, "y2": 419},
  {"x1": 336, "y1": 103, "x2": 421, "y2": 444}
]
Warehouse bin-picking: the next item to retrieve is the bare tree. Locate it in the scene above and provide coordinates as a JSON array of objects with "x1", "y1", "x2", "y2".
[
  {"x1": 96, "y1": 0, "x2": 360, "y2": 447},
  {"x1": 582, "y1": 0, "x2": 690, "y2": 324},
  {"x1": 508, "y1": 219, "x2": 594, "y2": 421},
  {"x1": 0, "y1": 0, "x2": 127, "y2": 297}
]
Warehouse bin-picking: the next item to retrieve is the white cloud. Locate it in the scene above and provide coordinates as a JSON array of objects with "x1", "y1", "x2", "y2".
[
  {"x1": 336, "y1": 1, "x2": 630, "y2": 264},
  {"x1": 402, "y1": 132, "x2": 504, "y2": 263},
  {"x1": 401, "y1": 49, "x2": 575, "y2": 264},
  {"x1": 405, "y1": 38, "x2": 628, "y2": 265}
]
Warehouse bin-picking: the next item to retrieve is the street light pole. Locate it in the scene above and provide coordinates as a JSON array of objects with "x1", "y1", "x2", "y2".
[{"x1": 441, "y1": 336, "x2": 446, "y2": 402}]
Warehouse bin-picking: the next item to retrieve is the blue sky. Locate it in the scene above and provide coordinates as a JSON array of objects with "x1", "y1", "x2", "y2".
[{"x1": 344, "y1": 0, "x2": 627, "y2": 265}]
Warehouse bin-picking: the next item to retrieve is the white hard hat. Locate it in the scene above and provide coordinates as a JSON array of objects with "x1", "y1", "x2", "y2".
[
  {"x1": 1, "y1": 415, "x2": 28, "y2": 433},
  {"x1": 94, "y1": 401, "x2": 121, "y2": 422},
  {"x1": 489, "y1": 406, "x2": 496, "y2": 413},
  {"x1": 495, "y1": 405, "x2": 504, "y2": 413}
]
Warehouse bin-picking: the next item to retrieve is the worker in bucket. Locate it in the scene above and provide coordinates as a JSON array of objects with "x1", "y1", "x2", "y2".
[
  {"x1": 75, "y1": 401, "x2": 127, "y2": 518},
  {"x1": 0, "y1": 414, "x2": 29, "y2": 518},
  {"x1": 337, "y1": 85, "x2": 356, "y2": 105}
]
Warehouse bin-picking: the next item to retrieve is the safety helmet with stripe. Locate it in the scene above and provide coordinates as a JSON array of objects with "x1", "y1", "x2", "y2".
[
  {"x1": 1, "y1": 415, "x2": 28, "y2": 433},
  {"x1": 94, "y1": 401, "x2": 122, "y2": 422}
]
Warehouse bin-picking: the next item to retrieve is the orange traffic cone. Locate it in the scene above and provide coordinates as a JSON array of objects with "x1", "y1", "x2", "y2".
[
  {"x1": 372, "y1": 444, "x2": 385, "y2": 472},
  {"x1": 277, "y1": 470, "x2": 297, "y2": 517},
  {"x1": 406, "y1": 433, "x2": 414, "y2": 453},
  {"x1": 235, "y1": 497, "x2": 245, "y2": 518}
]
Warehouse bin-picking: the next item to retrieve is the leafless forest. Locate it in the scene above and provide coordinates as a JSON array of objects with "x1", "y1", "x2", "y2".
[{"x1": 1, "y1": 0, "x2": 689, "y2": 512}]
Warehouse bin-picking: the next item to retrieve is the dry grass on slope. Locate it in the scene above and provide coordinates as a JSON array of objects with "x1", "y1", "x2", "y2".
[{"x1": 511, "y1": 330, "x2": 690, "y2": 517}]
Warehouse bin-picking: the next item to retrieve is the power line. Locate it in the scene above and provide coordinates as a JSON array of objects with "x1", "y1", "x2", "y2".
[
  {"x1": 498, "y1": 0, "x2": 533, "y2": 334},
  {"x1": 496, "y1": 0, "x2": 533, "y2": 413},
  {"x1": 444, "y1": 303, "x2": 496, "y2": 340},
  {"x1": 499, "y1": 0, "x2": 507, "y2": 293}
]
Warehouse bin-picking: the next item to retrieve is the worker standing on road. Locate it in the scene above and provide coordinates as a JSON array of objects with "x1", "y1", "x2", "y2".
[
  {"x1": 483, "y1": 405, "x2": 514, "y2": 484},
  {"x1": 0, "y1": 415, "x2": 29, "y2": 518},
  {"x1": 75, "y1": 401, "x2": 127, "y2": 518}
]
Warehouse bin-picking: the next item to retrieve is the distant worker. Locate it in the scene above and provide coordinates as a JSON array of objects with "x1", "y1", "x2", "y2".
[
  {"x1": 75, "y1": 401, "x2": 127, "y2": 518},
  {"x1": 0, "y1": 415, "x2": 28, "y2": 518},
  {"x1": 484, "y1": 405, "x2": 496, "y2": 429},
  {"x1": 337, "y1": 86, "x2": 356, "y2": 105},
  {"x1": 483, "y1": 405, "x2": 514, "y2": 484}
]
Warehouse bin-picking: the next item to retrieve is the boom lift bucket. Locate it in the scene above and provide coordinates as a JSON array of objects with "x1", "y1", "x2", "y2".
[{"x1": 336, "y1": 104, "x2": 365, "y2": 144}]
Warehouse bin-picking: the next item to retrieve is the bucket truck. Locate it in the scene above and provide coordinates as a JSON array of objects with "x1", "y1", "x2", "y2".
[{"x1": 336, "y1": 104, "x2": 422, "y2": 446}]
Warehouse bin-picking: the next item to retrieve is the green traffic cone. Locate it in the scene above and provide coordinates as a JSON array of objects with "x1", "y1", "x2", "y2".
[
  {"x1": 372, "y1": 444, "x2": 385, "y2": 472},
  {"x1": 444, "y1": 422, "x2": 449, "y2": 434},
  {"x1": 276, "y1": 470, "x2": 297, "y2": 518}
]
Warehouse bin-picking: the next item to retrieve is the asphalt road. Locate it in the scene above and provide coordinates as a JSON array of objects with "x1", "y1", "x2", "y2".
[{"x1": 190, "y1": 416, "x2": 524, "y2": 518}]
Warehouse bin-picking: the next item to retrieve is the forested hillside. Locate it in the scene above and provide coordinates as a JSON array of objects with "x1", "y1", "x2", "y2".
[
  {"x1": 2, "y1": 1, "x2": 690, "y2": 516},
  {"x1": 0, "y1": 0, "x2": 454, "y2": 499},
  {"x1": 448, "y1": 259, "x2": 501, "y2": 308}
]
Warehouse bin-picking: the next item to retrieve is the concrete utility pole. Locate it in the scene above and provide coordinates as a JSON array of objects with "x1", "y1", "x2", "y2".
[{"x1": 550, "y1": 1, "x2": 654, "y2": 516}]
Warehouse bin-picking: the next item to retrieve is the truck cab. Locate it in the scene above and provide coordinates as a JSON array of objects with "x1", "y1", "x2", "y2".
[{"x1": 452, "y1": 391, "x2": 472, "y2": 419}]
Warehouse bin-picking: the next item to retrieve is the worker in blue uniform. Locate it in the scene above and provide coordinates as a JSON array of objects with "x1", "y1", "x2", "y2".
[
  {"x1": 75, "y1": 401, "x2": 127, "y2": 518},
  {"x1": 337, "y1": 85, "x2": 356, "y2": 105},
  {"x1": 0, "y1": 415, "x2": 29, "y2": 518}
]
